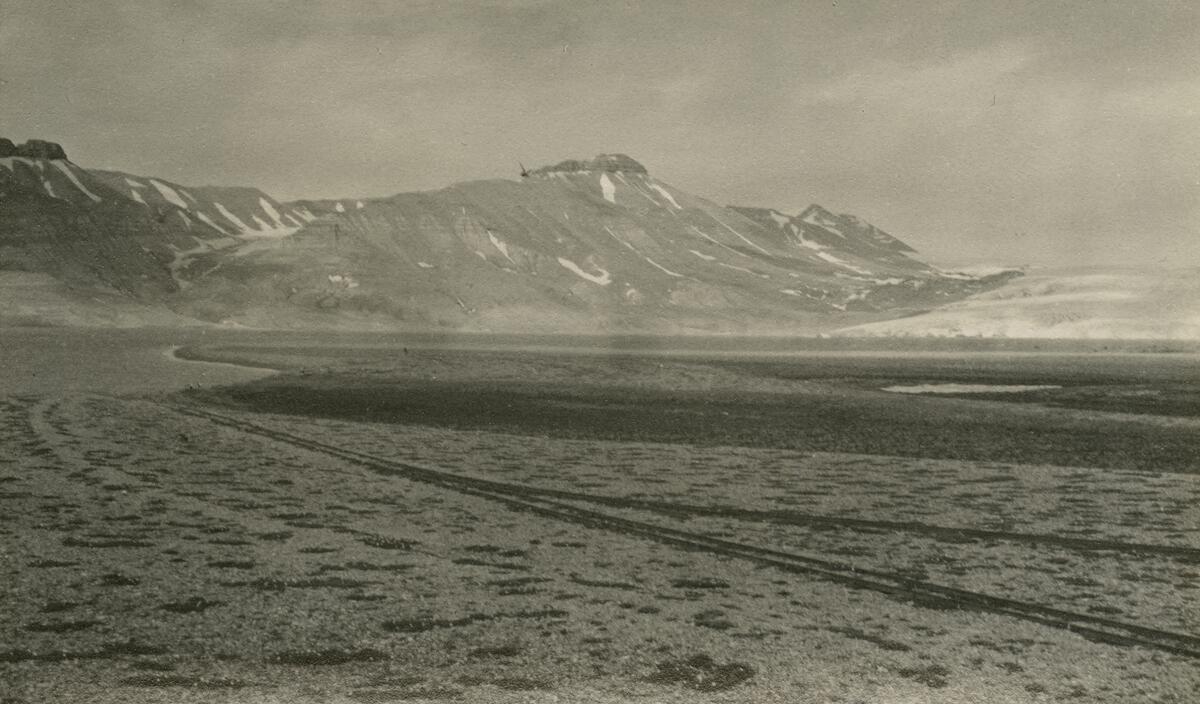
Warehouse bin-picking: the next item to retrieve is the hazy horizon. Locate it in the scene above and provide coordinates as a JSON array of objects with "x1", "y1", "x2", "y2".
[{"x1": 3, "y1": 1, "x2": 1196, "y2": 267}]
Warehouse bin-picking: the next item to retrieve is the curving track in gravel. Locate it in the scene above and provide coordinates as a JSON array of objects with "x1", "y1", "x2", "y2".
[{"x1": 166, "y1": 401, "x2": 1200, "y2": 660}]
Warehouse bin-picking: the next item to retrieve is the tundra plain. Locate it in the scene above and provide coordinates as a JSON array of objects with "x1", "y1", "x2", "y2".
[{"x1": 2, "y1": 328, "x2": 1199, "y2": 703}]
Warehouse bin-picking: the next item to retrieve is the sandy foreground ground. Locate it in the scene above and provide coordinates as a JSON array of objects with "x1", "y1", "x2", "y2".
[{"x1": 3, "y1": 380, "x2": 1199, "y2": 703}]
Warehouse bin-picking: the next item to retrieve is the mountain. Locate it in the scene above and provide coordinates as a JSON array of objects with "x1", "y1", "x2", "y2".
[
  {"x1": 0, "y1": 140, "x2": 314, "y2": 298},
  {"x1": 1, "y1": 141, "x2": 1019, "y2": 333}
]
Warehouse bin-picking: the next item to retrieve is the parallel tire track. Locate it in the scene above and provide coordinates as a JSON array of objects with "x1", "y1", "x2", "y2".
[{"x1": 167, "y1": 402, "x2": 1200, "y2": 660}]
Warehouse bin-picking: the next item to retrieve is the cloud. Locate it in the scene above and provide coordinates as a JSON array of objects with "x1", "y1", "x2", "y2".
[
  {"x1": 809, "y1": 43, "x2": 1035, "y2": 107},
  {"x1": 1, "y1": 1, "x2": 1195, "y2": 266}
]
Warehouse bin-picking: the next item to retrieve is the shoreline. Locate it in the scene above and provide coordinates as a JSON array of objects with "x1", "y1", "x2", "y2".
[{"x1": 165, "y1": 344, "x2": 281, "y2": 374}]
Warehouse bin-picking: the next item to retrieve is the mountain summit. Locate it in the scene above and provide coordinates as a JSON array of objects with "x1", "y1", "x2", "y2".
[
  {"x1": 0, "y1": 138, "x2": 69, "y2": 160},
  {"x1": 0, "y1": 140, "x2": 1018, "y2": 332},
  {"x1": 530, "y1": 154, "x2": 649, "y2": 176}
]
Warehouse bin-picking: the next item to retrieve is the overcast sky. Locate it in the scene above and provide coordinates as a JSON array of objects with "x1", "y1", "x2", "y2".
[{"x1": 2, "y1": 1, "x2": 1197, "y2": 266}]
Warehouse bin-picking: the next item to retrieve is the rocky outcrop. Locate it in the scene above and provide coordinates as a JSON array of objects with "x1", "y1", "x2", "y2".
[
  {"x1": 530, "y1": 153, "x2": 647, "y2": 175},
  {"x1": 0, "y1": 139, "x2": 68, "y2": 160}
]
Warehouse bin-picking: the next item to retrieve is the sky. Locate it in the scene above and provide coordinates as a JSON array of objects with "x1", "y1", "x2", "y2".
[{"x1": 2, "y1": 0, "x2": 1197, "y2": 267}]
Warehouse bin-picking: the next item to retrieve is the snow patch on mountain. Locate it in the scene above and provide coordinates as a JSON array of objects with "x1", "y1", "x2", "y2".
[
  {"x1": 259, "y1": 198, "x2": 286, "y2": 228},
  {"x1": 800, "y1": 238, "x2": 825, "y2": 252},
  {"x1": 243, "y1": 214, "x2": 299, "y2": 239},
  {"x1": 802, "y1": 208, "x2": 841, "y2": 232},
  {"x1": 816, "y1": 251, "x2": 872, "y2": 276},
  {"x1": 488, "y1": 231, "x2": 516, "y2": 264},
  {"x1": 196, "y1": 212, "x2": 228, "y2": 234},
  {"x1": 936, "y1": 264, "x2": 1022, "y2": 279},
  {"x1": 0, "y1": 157, "x2": 41, "y2": 172},
  {"x1": 214, "y1": 202, "x2": 253, "y2": 233},
  {"x1": 719, "y1": 262, "x2": 768, "y2": 279},
  {"x1": 688, "y1": 225, "x2": 747, "y2": 259},
  {"x1": 649, "y1": 182, "x2": 681, "y2": 209},
  {"x1": 643, "y1": 256, "x2": 683, "y2": 278},
  {"x1": 616, "y1": 173, "x2": 663, "y2": 207},
  {"x1": 150, "y1": 180, "x2": 189, "y2": 209},
  {"x1": 603, "y1": 226, "x2": 683, "y2": 278},
  {"x1": 709, "y1": 213, "x2": 770, "y2": 255},
  {"x1": 50, "y1": 162, "x2": 102, "y2": 202},
  {"x1": 689, "y1": 249, "x2": 716, "y2": 262},
  {"x1": 130, "y1": 189, "x2": 146, "y2": 206},
  {"x1": 599, "y1": 173, "x2": 616, "y2": 204},
  {"x1": 558, "y1": 257, "x2": 612, "y2": 286}
]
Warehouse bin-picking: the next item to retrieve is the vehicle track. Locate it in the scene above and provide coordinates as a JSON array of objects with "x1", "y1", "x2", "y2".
[
  {"x1": 543, "y1": 497, "x2": 1200, "y2": 561},
  {"x1": 167, "y1": 405, "x2": 1200, "y2": 561},
  {"x1": 167, "y1": 402, "x2": 1200, "y2": 660}
]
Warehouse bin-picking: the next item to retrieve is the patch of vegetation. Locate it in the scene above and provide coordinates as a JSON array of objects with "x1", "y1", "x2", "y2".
[
  {"x1": 896, "y1": 663, "x2": 951, "y2": 688},
  {"x1": 62, "y1": 536, "x2": 152, "y2": 548},
  {"x1": 119, "y1": 674, "x2": 249, "y2": 688},
  {"x1": 360, "y1": 535, "x2": 418, "y2": 550},
  {"x1": 671, "y1": 577, "x2": 729, "y2": 590},
  {"x1": 486, "y1": 576, "x2": 551, "y2": 588},
  {"x1": 382, "y1": 609, "x2": 568, "y2": 634},
  {"x1": 128, "y1": 659, "x2": 176, "y2": 672},
  {"x1": 570, "y1": 574, "x2": 637, "y2": 590},
  {"x1": 0, "y1": 641, "x2": 165, "y2": 663},
  {"x1": 206, "y1": 559, "x2": 256, "y2": 570},
  {"x1": 220, "y1": 365, "x2": 1200, "y2": 474},
  {"x1": 268, "y1": 648, "x2": 389, "y2": 666},
  {"x1": 102, "y1": 640, "x2": 168, "y2": 656},
  {"x1": 492, "y1": 676, "x2": 552, "y2": 691},
  {"x1": 24, "y1": 619, "x2": 101, "y2": 633},
  {"x1": 468, "y1": 643, "x2": 523, "y2": 658},
  {"x1": 28, "y1": 559, "x2": 78, "y2": 568},
  {"x1": 692, "y1": 610, "x2": 736, "y2": 631},
  {"x1": 646, "y1": 654, "x2": 755, "y2": 692},
  {"x1": 451, "y1": 557, "x2": 530, "y2": 571},
  {"x1": 351, "y1": 687, "x2": 462, "y2": 701},
  {"x1": 98, "y1": 572, "x2": 140, "y2": 586},
  {"x1": 221, "y1": 576, "x2": 375, "y2": 591},
  {"x1": 160, "y1": 597, "x2": 223, "y2": 613}
]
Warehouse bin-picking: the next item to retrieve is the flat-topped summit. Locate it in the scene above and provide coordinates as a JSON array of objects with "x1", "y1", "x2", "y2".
[
  {"x1": 530, "y1": 153, "x2": 647, "y2": 176},
  {"x1": 0, "y1": 138, "x2": 68, "y2": 160}
]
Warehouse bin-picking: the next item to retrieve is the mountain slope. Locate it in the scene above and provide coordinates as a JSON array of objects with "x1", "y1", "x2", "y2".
[
  {"x1": 1, "y1": 143, "x2": 1018, "y2": 333},
  {"x1": 1, "y1": 139, "x2": 325, "y2": 301},
  {"x1": 173, "y1": 154, "x2": 1015, "y2": 332},
  {"x1": 1, "y1": 144, "x2": 189, "y2": 295}
]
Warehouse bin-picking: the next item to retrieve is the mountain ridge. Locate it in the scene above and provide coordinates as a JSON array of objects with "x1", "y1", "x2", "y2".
[{"x1": 0, "y1": 141, "x2": 1020, "y2": 333}]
